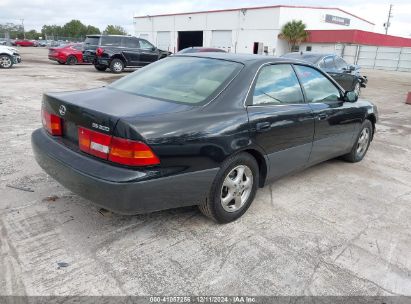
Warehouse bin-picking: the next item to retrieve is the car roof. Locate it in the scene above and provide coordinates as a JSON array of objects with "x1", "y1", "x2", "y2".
[
  {"x1": 174, "y1": 52, "x2": 311, "y2": 66},
  {"x1": 281, "y1": 52, "x2": 338, "y2": 63}
]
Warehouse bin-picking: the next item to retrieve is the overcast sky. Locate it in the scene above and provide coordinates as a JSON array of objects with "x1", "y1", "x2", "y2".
[{"x1": 1, "y1": 0, "x2": 410, "y2": 37}]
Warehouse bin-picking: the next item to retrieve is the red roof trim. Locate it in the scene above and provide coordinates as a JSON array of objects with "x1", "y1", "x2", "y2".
[
  {"x1": 134, "y1": 5, "x2": 375, "y2": 25},
  {"x1": 306, "y1": 30, "x2": 411, "y2": 47}
]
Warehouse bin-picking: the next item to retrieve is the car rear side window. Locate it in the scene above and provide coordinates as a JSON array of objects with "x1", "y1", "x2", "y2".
[
  {"x1": 109, "y1": 57, "x2": 243, "y2": 105},
  {"x1": 294, "y1": 65, "x2": 341, "y2": 103},
  {"x1": 84, "y1": 37, "x2": 99, "y2": 46},
  {"x1": 101, "y1": 36, "x2": 122, "y2": 46},
  {"x1": 252, "y1": 64, "x2": 304, "y2": 105}
]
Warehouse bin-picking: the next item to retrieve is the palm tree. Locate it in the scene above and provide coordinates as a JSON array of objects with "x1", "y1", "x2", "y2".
[{"x1": 279, "y1": 20, "x2": 309, "y2": 52}]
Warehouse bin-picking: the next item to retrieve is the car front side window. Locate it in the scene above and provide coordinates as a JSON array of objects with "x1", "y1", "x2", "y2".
[
  {"x1": 323, "y1": 57, "x2": 336, "y2": 70},
  {"x1": 252, "y1": 64, "x2": 304, "y2": 105},
  {"x1": 335, "y1": 57, "x2": 348, "y2": 70},
  {"x1": 294, "y1": 65, "x2": 341, "y2": 103}
]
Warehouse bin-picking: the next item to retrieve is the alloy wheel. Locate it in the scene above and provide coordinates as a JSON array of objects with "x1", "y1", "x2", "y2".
[
  {"x1": 220, "y1": 165, "x2": 253, "y2": 212},
  {"x1": 113, "y1": 61, "x2": 123, "y2": 72},
  {"x1": 356, "y1": 128, "x2": 370, "y2": 157},
  {"x1": 0, "y1": 55, "x2": 12, "y2": 68}
]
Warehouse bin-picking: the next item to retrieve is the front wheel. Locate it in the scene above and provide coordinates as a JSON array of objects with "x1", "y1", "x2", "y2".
[
  {"x1": 109, "y1": 58, "x2": 124, "y2": 73},
  {"x1": 0, "y1": 54, "x2": 13, "y2": 69},
  {"x1": 199, "y1": 152, "x2": 259, "y2": 223},
  {"x1": 343, "y1": 120, "x2": 373, "y2": 163}
]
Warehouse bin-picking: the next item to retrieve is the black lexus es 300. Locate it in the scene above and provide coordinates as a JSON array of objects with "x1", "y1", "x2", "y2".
[{"x1": 32, "y1": 53, "x2": 378, "y2": 223}]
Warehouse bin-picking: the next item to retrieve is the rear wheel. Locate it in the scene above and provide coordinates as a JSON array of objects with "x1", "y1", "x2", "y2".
[
  {"x1": 66, "y1": 55, "x2": 78, "y2": 65},
  {"x1": 109, "y1": 58, "x2": 124, "y2": 73},
  {"x1": 199, "y1": 152, "x2": 259, "y2": 223},
  {"x1": 94, "y1": 64, "x2": 107, "y2": 71},
  {"x1": 0, "y1": 54, "x2": 13, "y2": 69},
  {"x1": 343, "y1": 120, "x2": 373, "y2": 163}
]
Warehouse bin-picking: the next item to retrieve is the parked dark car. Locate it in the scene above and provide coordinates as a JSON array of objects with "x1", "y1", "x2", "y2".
[
  {"x1": 177, "y1": 47, "x2": 226, "y2": 54},
  {"x1": 32, "y1": 54, "x2": 377, "y2": 223},
  {"x1": 83, "y1": 35, "x2": 171, "y2": 73},
  {"x1": 48, "y1": 43, "x2": 85, "y2": 65},
  {"x1": 281, "y1": 52, "x2": 367, "y2": 96}
]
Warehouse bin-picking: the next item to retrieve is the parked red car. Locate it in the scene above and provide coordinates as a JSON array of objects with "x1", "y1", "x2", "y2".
[
  {"x1": 14, "y1": 40, "x2": 35, "y2": 47},
  {"x1": 48, "y1": 44, "x2": 84, "y2": 65}
]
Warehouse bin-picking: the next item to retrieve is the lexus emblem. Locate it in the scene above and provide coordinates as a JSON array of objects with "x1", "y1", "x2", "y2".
[{"x1": 59, "y1": 105, "x2": 66, "y2": 116}]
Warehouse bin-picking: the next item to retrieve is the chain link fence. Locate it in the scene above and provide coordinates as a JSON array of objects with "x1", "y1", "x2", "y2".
[{"x1": 0, "y1": 31, "x2": 86, "y2": 46}]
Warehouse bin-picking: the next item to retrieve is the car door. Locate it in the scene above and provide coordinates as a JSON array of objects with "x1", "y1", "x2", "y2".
[
  {"x1": 333, "y1": 56, "x2": 356, "y2": 91},
  {"x1": 246, "y1": 64, "x2": 315, "y2": 182},
  {"x1": 320, "y1": 55, "x2": 351, "y2": 91},
  {"x1": 121, "y1": 37, "x2": 140, "y2": 66},
  {"x1": 138, "y1": 39, "x2": 159, "y2": 65},
  {"x1": 294, "y1": 64, "x2": 357, "y2": 165}
]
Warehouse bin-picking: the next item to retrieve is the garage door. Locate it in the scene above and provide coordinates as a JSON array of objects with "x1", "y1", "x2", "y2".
[
  {"x1": 157, "y1": 31, "x2": 171, "y2": 51},
  {"x1": 211, "y1": 30, "x2": 232, "y2": 51}
]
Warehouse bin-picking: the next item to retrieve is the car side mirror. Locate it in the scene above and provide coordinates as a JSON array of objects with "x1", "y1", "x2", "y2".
[{"x1": 344, "y1": 91, "x2": 358, "y2": 102}]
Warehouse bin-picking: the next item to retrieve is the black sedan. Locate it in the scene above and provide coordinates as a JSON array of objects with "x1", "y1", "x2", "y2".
[
  {"x1": 31, "y1": 53, "x2": 378, "y2": 223},
  {"x1": 281, "y1": 52, "x2": 368, "y2": 96}
]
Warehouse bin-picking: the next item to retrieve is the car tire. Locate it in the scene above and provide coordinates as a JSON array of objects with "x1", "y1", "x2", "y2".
[
  {"x1": 343, "y1": 119, "x2": 373, "y2": 163},
  {"x1": 66, "y1": 55, "x2": 78, "y2": 65},
  {"x1": 94, "y1": 64, "x2": 107, "y2": 71},
  {"x1": 109, "y1": 58, "x2": 125, "y2": 73},
  {"x1": 0, "y1": 54, "x2": 13, "y2": 69},
  {"x1": 199, "y1": 152, "x2": 259, "y2": 223}
]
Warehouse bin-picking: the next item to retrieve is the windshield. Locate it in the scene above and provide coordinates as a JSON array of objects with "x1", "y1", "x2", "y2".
[{"x1": 109, "y1": 57, "x2": 243, "y2": 105}]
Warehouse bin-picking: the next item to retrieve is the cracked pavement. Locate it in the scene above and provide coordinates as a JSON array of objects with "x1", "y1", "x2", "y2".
[{"x1": 0, "y1": 48, "x2": 411, "y2": 296}]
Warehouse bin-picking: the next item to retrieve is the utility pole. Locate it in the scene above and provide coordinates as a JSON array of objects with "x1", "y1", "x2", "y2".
[
  {"x1": 383, "y1": 4, "x2": 393, "y2": 35},
  {"x1": 20, "y1": 18, "x2": 25, "y2": 39}
]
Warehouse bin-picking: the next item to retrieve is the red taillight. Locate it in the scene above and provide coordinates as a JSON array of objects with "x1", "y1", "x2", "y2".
[
  {"x1": 109, "y1": 137, "x2": 160, "y2": 166},
  {"x1": 42, "y1": 109, "x2": 62, "y2": 136},
  {"x1": 96, "y1": 47, "x2": 104, "y2": 57},
  {"x1": 78, "y1": 127, "x2": 111, "y2": 159},
  {"x1": 78, "y1": 127, "x2": 160, "y2": 167}
]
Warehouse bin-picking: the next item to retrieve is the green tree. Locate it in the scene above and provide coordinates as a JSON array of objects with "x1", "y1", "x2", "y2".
[
  {"x1": 25, "y1": 29, "x2": 41, "y2": 40},
  {"x1": 62, "y1": 19, "x2": 87, "y2": 38},
  {"x1": 86, "y1": 25, "x2": 100, "y2": 35},
  {"x1": 41, "y1": 24, "x2": 63, "y2": 39},
  {"x1": 279, "y1": 20, "x2": 308, "y2": 52},
  {"x1": 104, "y1": 25, "x2": 127, "y2": 35}
]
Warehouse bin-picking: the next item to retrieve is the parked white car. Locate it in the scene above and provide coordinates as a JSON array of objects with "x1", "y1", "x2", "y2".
[{"x1": 0, "y1": 45, "x2": 21, "y2": 68}]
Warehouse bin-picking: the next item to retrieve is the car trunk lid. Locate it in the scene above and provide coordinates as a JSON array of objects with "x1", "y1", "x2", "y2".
[{"x1": 42, "y1": 87, "x2": 192, "y2": 149}]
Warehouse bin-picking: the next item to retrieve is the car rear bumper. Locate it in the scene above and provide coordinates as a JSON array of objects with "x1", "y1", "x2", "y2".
[
  {"x1": 31, "y1": 128, "x2": 218, "y2": 214},
  {"x1": 48, "y1": 55, "x2": 62, "y2": 62},
  {"x1": 82, "y1": 53, "x2": 95, "y2": 63}
]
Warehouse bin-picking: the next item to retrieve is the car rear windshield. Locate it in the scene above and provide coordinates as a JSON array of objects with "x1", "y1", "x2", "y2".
[
  {"x1": 109, "y1": 57, "x2": 243, "y2": 105},
  {"x1": 84, "y1": 36, "x2": 99, "y2": 46}
]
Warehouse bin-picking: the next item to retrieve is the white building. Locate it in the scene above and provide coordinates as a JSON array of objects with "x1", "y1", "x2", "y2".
[{"x1": 133, "y1": 5, "x2": 375, "y2": 55}]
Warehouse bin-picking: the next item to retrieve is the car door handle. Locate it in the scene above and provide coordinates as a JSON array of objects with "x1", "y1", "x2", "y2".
[
  {"x1": 256, "y1": 122, "x2": 271, "y2": 132},
  {"x1": 317, "y1": 113, "x2": 328, "y2": 121}
]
